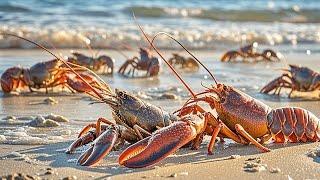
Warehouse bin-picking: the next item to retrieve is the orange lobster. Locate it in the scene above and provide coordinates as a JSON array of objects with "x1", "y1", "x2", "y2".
[
  {"x1": 0, "y1": 59, "x2": 102, "y2": 94},
  {"x1": 118, "y1": 23, "x2": 320, "y2": 168}
]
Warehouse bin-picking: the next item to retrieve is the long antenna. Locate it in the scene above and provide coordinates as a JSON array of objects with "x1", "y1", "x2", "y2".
[
  {"x1": 77, "y1": 34, "x2": 96, "y2": 58},
  {"x1": 132, "y1": 12, "x2": 196, "y2": 98},
  {"x1": 150, "y1": 32, "x2": 218, "y2": 85},
  {"x1": 1, "y1": 33, "x2": 104, "y2": 99}
]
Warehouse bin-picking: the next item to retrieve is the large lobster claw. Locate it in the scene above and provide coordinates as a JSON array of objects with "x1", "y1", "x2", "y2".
[
  {"x1": 65, "y1": 131, "x2": 96, "y2": 154},
  {"x1": 77, "y1": 128, "x2": 118, "y2": 166},
  {"x1": 119, "y1": 116, "x2": 204, "y2": 168}
]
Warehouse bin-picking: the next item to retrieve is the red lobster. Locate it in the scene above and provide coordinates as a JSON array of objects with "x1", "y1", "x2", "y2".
[
  {"x1": 117, "y1": 23, "x2": 320, "y2": 168},
  {"x1": 261, "y1": 64, "x2": 320, "y2": 97},
  {"x1": 1, "y1": 59, "x2": 101, "y2": 94}
]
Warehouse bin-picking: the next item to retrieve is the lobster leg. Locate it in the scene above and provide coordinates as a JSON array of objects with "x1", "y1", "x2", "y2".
[
  {"x1": 207, "y1": 122, "x2": 223, "y2": 155},
  {"x1": 260, "y1": 74, "x2": 293, "y2": 94},
  {"x1": 204, "y1": 113, "x2": 247, "y2": 152},
  {"x1": 78, "y1": 117, "x2": 115, "y2": 138},
  {"x1": 133, "y1": 124, "x2": 152, "y2": 140},
  {"x1": 234, "y1": 124, "x2": 271, "y2": 152}
]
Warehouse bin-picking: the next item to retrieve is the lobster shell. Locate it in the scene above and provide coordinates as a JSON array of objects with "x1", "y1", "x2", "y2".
[{"x1": 267, "y1": 107, "x2": 320, "y2": 142}]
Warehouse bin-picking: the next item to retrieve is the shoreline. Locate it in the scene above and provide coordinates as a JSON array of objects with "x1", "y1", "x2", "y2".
[{"x1": 0, "y1": 49, "x2": 320, "y2": 179}]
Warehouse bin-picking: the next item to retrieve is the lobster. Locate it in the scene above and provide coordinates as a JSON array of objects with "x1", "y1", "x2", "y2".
[
  {"x1": 67, "y1": 51, "x2": 114, "y2": 75},
  {"x1": 221, "y1": 42, "x2": 281, "y2": 62},
  {"x1": 118, "y1": 47, "x2": 160, "y2": 77},
  {"x1": 0, "y1": 59, "x2": 101, "y2": 94},
  {"x1": 0, "y1": 33, "x2": 182, "y2": 167},
  {"x1": 117, "y1": 22, "x2": 320, "y2": 168},
  {"x1": 261, "y1": 64, "x2": 320, "y2": 97},
  {"x1": 168, "y1": 53, "x2": 199, "y2": 71},
  {"x1": 65, "y1": 88, "x2": 179, "y2": 166}
]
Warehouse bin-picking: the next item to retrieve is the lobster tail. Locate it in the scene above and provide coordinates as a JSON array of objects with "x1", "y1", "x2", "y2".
[{"x1": 267, "y1": 107, "x2": 320, "y2": 142}]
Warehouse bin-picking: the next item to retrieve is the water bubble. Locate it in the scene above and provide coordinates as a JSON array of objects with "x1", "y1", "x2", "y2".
[
  {"x1": 267, "y1": 1, "x2": 275, "y2": 9},
  {"x1": 292, "y1": 5, "x2": 300, "y2": 12},
  {"x1": 306, "y1": 50, "x2": 311, "y2": 55}
]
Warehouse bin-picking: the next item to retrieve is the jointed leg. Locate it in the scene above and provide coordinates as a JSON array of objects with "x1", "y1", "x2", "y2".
[
  {"x1": 234, "y1": 124, "x2": 270, "y2": 152},
  {"x1": 208, "y1": 122, "x2": 223, "y2": 155},
  {"x1": 133, "y1": 124, "x2": 152, "y2": 140},
  {"x1": 78, "y1": 117, "x2": 115, "y2": 138}
]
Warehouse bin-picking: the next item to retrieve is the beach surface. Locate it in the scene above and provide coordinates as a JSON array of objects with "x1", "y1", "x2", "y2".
[{"x1": 0, "y1": 49, "x2": 320, "y2": 179}]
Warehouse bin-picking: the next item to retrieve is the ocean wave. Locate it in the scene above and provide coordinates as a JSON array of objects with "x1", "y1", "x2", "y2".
[
  {"x1": 129, "y1": 6, "x2": 320, "y2": 23},
  {"x1": 0, "y1": 22, "x2": 319, "y2": 49},
  {"x1": 0, "y1": 4, "x2": 31, "y2": 13}
]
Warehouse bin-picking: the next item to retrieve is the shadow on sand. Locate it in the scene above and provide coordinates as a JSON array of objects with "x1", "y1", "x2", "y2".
[{"x1": 1, "y1": 140, "x2": 309, "y2": 179}]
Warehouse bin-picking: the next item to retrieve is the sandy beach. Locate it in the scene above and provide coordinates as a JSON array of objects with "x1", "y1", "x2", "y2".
[
  {"x1": 0, "y1": 49, "x2": 319, "y2": 179},
  {"x1": 0, "y1": 141, "x2": 319, "y2": 180}
]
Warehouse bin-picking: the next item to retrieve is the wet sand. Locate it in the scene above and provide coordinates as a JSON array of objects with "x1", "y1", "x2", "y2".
[
  {"x1": 0, "y1": 142, "x2": 319, "y2": 179},
  {"x1": 0, "y1": 49, "x2": 320, "y2": 179}
]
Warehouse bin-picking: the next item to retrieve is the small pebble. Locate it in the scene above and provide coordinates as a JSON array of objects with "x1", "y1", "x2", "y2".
[
  {"x1": 169, "y1": 173, "x2": 177, "y2": 178},
  {"x1": 43, "y1": 97, "x2": 58, "y2": 104},
  {"x1": 62, "y1": 176, "x2": 78, "y2": 180},
  {"x1": 230, "y1": 155, "x2": 240, "y2": 159},
  {"x1": 1, "y1": 173, "x2": 37, "y2": 180},
  {"x1": 28, "y1": 116, "x2": 60, "y2": 127},
  {"x1": 2, "y1": 115, "x2": 16, "y2": 120},
  {"x1": 243, "y1": 160, "x2": 267, "y2": 173},
  {"x1": 179, "y1": 172, "x2": 189, "y2": 176},
  {"x1": 45, "y1": 170, "x2": 53, "y2": 175},
  {"x1": 244, "y1": 162, "x2": 260, "y2": 168},
  {"x1": 244, "y1": 165, "x2": 267, "y2": 173},
  {"x1": 29, "y1": 97, "x2": 58, "y2": 105},
  {"x1": 269, "y1": 167, "x2": 281, "y2": 173},
  {"x1": 159, "y1": 93, "x2": 178, "y2": 100},
  {"x1": 45, "y1": 114, "x2": 69, "y2": 122},
  {"x1": 0, "y1": 135, "x2": 6, "y2": 142}
]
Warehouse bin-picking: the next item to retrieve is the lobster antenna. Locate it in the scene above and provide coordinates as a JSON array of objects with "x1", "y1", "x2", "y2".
[
  {"x1": 151, "y1": 32, "x2": 218, "y2": 85},
  {"x1": 45, "y1": 39, "x2": 112, "y2": 93},
  {"x1": 77, "y1": 34, "x2": 96, "y2": 59},
  {"x1": 132, "y1": 12, "x2": 196, "y2": 98},
  {"x1": 113, "y1": 48, "x2": 130, "y2": 59},
  {"x1": 65, "y1": 62, "x2": 113, "y2": 93},
  {"x1": 1, "y1": 33, "x2": 104, "y2": 99}
]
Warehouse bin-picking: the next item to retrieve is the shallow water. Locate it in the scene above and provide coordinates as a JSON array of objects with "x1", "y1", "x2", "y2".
[
  {"x1": 0, "y1": 48, "x2": 320, "y2": 145},
  {"x1": 0, "y1": 0, "x2": 320, "y2": 49}
]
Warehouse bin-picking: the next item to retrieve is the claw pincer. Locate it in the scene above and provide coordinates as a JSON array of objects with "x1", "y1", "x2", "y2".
[
  {"x1": 119, "y1": 115, "x2": 204, "y2": 168},
  {"x1": 65, "y1": 131, "x2": 96, "y2": 154},
  {"x1": 78, "y1": 127, "x2": 118, "y2": 166}
]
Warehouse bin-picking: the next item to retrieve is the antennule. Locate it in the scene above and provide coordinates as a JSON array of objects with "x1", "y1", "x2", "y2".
[
  {"x1": 150, "y1": 32, "x2": 218, "y2": 85},
  {"x1": 132, "y1": 12, "x2": 196, "y2": 98}
]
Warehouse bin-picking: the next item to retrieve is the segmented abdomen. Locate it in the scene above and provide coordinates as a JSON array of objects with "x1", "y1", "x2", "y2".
[{"x1": 267, "y1": 107, "x2": 320, "y2": 142}]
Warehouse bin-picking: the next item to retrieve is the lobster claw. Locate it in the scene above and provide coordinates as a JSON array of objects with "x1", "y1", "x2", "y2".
[
  {"x1": 77, "y1": 128, "x2": 118, "y2": 166},
  {"x1": 119, "y1": 116, "x2": 202, "y2": 168},
  {"x1": 65, "y1": 131, "x2": 96, "y2": 154}
]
